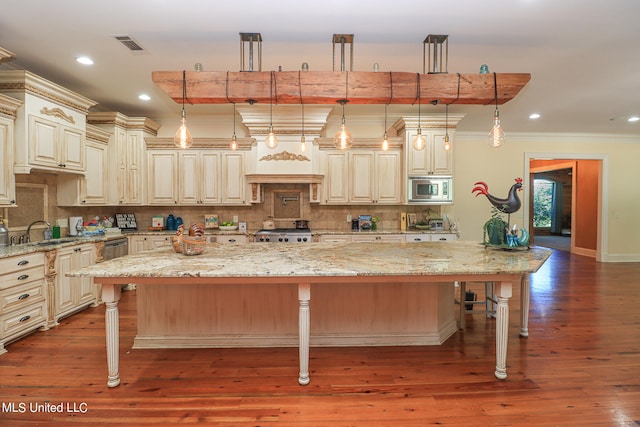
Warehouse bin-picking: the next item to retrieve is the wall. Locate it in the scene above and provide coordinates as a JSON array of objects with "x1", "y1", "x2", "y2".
[{"x1": 450, "y1": 133, "x2": 640, "y2": 262}]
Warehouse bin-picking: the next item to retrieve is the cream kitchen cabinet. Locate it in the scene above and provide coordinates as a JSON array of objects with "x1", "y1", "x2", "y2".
[
  {"x1": 0, "y1": 70, "x2": 97, "y2": 175},
  {"x1": 321, "y1": 148, "x2": 401, "y2": 205},
  {"x1": 0, "y1": 252, "x2": 47, "y2": 355},
  {"x1": 349, "y1": 150, "x2": 402, "y2": 204},
  {"x1": 0, "y1": 94, "x2": 21, "y2": 206},
  {"x1": 405, "y1": 233, "x2": 458, "y2": 242},
  {"x1": 28, "y1": 115, "x2": 85, "y2": 172},
  {"x1": 321, "y1": 151, "x2": 349, "y2": 204},
  {"x1": 147, "y1": 147, "x2": 245, "y2": 206},
  {"x1": 178, "y1": 151, "x2": 221, "y2": 204},
  {"x1": 221, "y1": 151, "x2": 246, "y2": 205},
  {"x1": 57, "y1": 124, "x2": 111, "y2": 206},
  {"x1": 147, "y1": 150, "x2": 179, "y2": 205},
  {"x1": 351, "y1": 233, "x2": 405, "y2": 242},
  {"x1": 215, "y1": 234, "x2": 248, "y2": 244},
  {"x1": 51, "y1": 243, "x2": 97, "y2": 325},
  {"x1": 318, "y1": 234, "x2": 352, "y2": 243},
  {"x1": 128, "y1": 234, "x2": 172, "y2": 254},
  {"x1": 87, "y1": 113, "x2": 161, "y2": 205},
  {"x1": 392, "y1": 115, "x2": 464, "y2": 178},
  {"x1": 405, "y1": 129, "x2": 452, "y2": 176}
]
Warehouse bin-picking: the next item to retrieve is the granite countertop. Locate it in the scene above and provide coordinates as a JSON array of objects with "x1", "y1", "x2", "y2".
[
  {"x1": 70, "y1": 240, "x2": 551, "y2": 279},
  {"x1": 313, "y1": 229, "x2": 456, "y2": 235},
  {"x1": 0, "y1": 234, "x2": 125, "y2": 259}
]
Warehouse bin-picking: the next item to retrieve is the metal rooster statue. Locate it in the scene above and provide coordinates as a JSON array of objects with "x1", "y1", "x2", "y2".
[{"x1": 472, "y1": 178, "x2": 526, "y2": 246}]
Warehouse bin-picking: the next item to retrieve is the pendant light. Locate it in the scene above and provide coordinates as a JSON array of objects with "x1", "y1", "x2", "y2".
[
  {"x1": 443, "y1": 103, "x2": 451, "y2": 151},
  {"x1": 488, "y1": 72, "x2": 505, "y2": 148},
  {"x1": 173, "y1": 70, "x2": 193, "y2": 149},
  {"x1": 265, "y1": 71, "x2": 278, "y2": 149},
  {"x1": 382, "y1": 71, "x2": 392, "y2": 151},
  {"x1": 412, "y1": 73, "x2": 426, "y2": 151},
  {"x1": 299, "y1": 71, "x2": 306, "y2": 152},
  {"x1": 230, "y1": 103, "x2": 238, "y2": 150},
  {"x1": 382, "y1": 104, "x2": 389, "y2": 151},
  {"x1": 333, "y1": 71, "x2": 353, "y2": 150}
]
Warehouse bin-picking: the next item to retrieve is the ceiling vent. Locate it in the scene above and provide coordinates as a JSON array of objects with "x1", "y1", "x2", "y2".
[{"x1": 114, "y1": 35, "x2": 144, "y2": 52}]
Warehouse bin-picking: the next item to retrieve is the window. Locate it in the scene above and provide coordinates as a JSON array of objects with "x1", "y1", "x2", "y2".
[{"x1": 533, "y1": 179, "x2": 554, "y2": 228}]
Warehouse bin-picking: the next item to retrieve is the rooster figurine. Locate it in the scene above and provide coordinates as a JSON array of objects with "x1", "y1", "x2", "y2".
[{"x1": 472, "y1": 177, "x2": 523, "y2": 224}]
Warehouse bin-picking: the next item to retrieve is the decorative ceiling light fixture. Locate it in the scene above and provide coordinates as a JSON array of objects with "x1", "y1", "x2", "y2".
[
  {"x1": 265, "y1": 71, "x2": 278, "y2": 149},
  {"x1": 444, "y1": 73, "x2": 460, "y2": 152},
  {"x1": 299, "y1": 71, "x2": 306, "y2": 152},
  {"x1": 382, "y1": 71, "x2": 392, "y2": 151},
  {"x1": 173, "y1": 70, "x2": 193, "y2": 149},
  {"x1": 412, "y1": 73, "x2": 426, "y2": 151},
  {"x1": 488, "y1": 72, "x2": 505, "y2": 148},
  {"x1": 230, "y1": 103, "x2": 238, "y2": 150},
  {"x1": 443, "y1": 104, "x2": 451, "y2": 151},
  {"x1": 334, "y1": 71, "x2": 353, "y2": 150}
]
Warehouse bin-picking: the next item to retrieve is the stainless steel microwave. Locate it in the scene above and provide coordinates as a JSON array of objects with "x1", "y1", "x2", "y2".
[{"x1": 408, "y1": 176, "x2": 453, "y2": 204}]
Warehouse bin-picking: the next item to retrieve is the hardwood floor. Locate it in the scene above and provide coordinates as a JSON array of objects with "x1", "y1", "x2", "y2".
[{"x1": 1, "y1": 249, "x2": 639, "y2": 426}]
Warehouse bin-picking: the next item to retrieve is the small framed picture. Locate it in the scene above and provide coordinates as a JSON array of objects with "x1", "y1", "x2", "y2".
[
  {"x1": 407, "y1": 213, "x2": 417, "y2": 227},
  {"x1": 204, "y1": 214, "x2": 219, "y2": 229}
]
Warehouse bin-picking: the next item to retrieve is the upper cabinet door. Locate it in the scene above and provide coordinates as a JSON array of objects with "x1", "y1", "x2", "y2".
[{"x1": 147, "y1": 151, "x2": 178, "y2": 205}]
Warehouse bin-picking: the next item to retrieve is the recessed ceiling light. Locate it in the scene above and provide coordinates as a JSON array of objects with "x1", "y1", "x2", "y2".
[
  {"x1": 628, "y1": 116, "x2": 639, "y2": 122},
  {"x1": 529, "y1": 113, "x2": 541, "y2": 119},
  {"x1": 76, "y1": 56, "x2": 94, "y2": 65},
  {"x1": 138, "y1": 94, "x2": 151, "y2": 101}
]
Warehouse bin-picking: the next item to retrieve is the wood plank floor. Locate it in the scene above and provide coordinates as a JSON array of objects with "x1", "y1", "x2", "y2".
[{"x1": 1, "y1": 249, "x2": 639, "y2": 426}]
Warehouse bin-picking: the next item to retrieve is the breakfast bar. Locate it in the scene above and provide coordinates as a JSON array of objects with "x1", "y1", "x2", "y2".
[{"x1": 69, "y1": 240, "x2": 551, "y2": 388}]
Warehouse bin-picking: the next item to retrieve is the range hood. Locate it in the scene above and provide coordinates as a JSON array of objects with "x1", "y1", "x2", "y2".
[{"x1": 238, "y1": 105, "x2": 331, "y2": 182}]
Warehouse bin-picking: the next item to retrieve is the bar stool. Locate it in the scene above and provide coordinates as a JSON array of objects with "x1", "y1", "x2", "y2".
[{"x1": 455, "y1": 281, "x2": 497, "y2": 329}]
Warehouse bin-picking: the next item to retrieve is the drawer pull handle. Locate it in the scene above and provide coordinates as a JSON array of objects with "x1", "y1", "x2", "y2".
[
  {"x1": 17, "y1": 274, "x2": 29, "y2": 280},
  {"x1": 228, "y1": 239, "x2": 236, "y2": 243},
  {"x1": 17, "y1": 260, "x2": 30, "y2": 266},
  {"x1": 18, "y1": 293, "x2": 30, "y2": 300},
  {"x1": 19, "y1": 315, "x2": 31, "y2": 323}
]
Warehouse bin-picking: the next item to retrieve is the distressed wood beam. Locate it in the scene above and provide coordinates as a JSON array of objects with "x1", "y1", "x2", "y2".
[{"x1": 152, "y1": 71, "x2": 530, "y2": 106}]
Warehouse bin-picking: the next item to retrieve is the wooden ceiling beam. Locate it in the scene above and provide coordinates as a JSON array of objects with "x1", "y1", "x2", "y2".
[{"x1": 152, "y1": 71, "x2": 530, "y2": 106}]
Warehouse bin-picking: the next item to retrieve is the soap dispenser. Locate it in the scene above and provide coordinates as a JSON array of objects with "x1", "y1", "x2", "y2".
[{"x1": 0, "y1": 216, "x2": 8, "y2": 246}]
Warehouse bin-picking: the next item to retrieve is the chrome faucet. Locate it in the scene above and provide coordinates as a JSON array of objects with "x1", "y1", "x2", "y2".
[{"x1": 25, "y1": 220, "x2": 51, "y2": 244}]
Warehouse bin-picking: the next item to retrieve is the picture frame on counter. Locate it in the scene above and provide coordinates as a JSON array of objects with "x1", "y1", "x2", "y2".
[{"x1": 204, "y1": 214, "x2": 219, "y2": 229}]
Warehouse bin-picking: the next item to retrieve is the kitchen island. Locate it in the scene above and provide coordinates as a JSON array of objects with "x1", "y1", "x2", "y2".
[{"x1": 69, "y1": 240, "x2": 551, "y2": 387}]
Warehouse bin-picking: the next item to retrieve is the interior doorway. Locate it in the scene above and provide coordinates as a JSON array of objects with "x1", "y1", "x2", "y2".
[{"x1": 525, "y1": 154, "x2": 606, "y2": 260}]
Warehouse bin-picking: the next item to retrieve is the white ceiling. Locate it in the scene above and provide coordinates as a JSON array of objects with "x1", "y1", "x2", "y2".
[{"x1": 1, "y1": 0, "x2": 639, "y2": 135}]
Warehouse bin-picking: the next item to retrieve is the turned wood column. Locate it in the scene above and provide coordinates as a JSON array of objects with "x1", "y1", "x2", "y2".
[
  {"x1": 298, "y1": 283, "x2": 311, "y2": 385},
  {"x1": 493, "y1": 281, "x2": 512, "y2": 380},
  {"x1": 102, "y1": 283, "x2": 122, "y2": 387},
  {"x1": 519, "y1": 274, "x2": 531, "y2": 337}
]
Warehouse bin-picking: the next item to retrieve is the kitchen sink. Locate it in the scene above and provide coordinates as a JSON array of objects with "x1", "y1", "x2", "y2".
[{"x1": 34, "y1": 238, "x2": 77, "y2": 246}]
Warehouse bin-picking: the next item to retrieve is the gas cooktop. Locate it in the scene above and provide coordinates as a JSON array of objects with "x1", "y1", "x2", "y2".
[{"x1": 254, "y1": 228, "x2": 312, "y2": 243}]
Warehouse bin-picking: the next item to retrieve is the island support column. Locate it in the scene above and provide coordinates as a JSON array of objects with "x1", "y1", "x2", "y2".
[
  {"x1": 102, "y1": 283, "x2": 122, "y2": 387},
  {"x1": 298, "y1": 283, "x2": 311, "y2": 385},
  {"x1": 494, "y1": 281, "x2": 512, "y2": 380},
  {"x1": 519, "y1": 274, "x2": 531, "y2": 337}
]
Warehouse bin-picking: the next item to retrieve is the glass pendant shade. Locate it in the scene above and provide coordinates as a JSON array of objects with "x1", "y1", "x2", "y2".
[
  {"x1": 412, "y1": 128, "x2": 426, "y2": 151},
  {"x1": 334, "y1": 117, "x2": 353, "y2": 150},
  {"x1": 230, "y1": 134, "x2": 238, "y2": 150},
  {"x1": 300, "y1": 135, "x2": 306, "y2": 152},
  {"x1": 488, "y1": 109, "x2": 505, "y2": 148},
  {"x1": 443, "y1": 134, "x2": 451, "y2": 151},
  {"x1": 265, "y1": 125, "x2": 278, "y2": 149},
  {"x1": 174, "y1": 113, "x2": 193, "y2": 149}
]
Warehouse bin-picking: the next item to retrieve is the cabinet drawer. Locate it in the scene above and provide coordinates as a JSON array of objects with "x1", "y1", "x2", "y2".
[
  {"x1": 0, "y1": 265, "x2": 45, "y2": 290},
  {"x1": 0, "y1": 253, "x2": 45, "y2": 276},
  {"x1": 0, "y1": 280, "x2": 46, "y2": 313},
  {"x1": 0, "y1": 303, "x2": 46, "y2": 338},
  {"x1": 216, "y1": 235, "x2": 247, "y2": 244}
]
